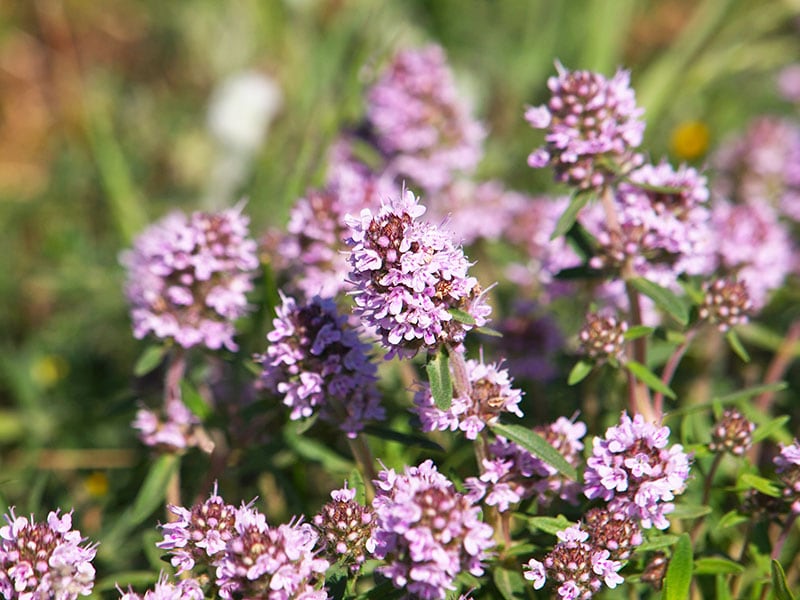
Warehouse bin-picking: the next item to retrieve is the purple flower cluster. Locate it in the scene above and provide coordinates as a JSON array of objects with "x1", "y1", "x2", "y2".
[
  {"x1": 709, "y1": 198, "x2": 794, "y2": 309},
  {"x1": 345, "y1": 189, "x2": 491, "y2": 359},
  {"x1": 466, "y1": 417, "x2": 586, "y2": 512},
  {"x1": 774, "y1": 441, "x2": 800, "y2": 513},
  {"x1": 709, "y1": 408, "x2": 754, "y2": 456},
  {"x1": 366, "y1": 45, "x2": 485, "y2": 192},
  {"x1": 312, "y1": 483, "x2": 376, "y2": 572},
  {"x1": 698, "y1": 277, "x2": 753, "y2": 332},
  {"x1": 582, "y1": 161, "x2": 714, "y2": 286},
  {"x1": 414, "y1": 356, "x2": 523, "y2": 440},
  {"x1": 158, "y1": 487, "x2": 329, "y2": 600},
  {"x1": 118, "y1": 575, "x2": 204, "y2": 600},
  {"x1": 121, "y1": 205, "x2": 259, "y2": 351},
  {"x1": 157, "y1": 483, "x2": 237, "y2": 574},
  {"x1": 132, "y1": 399, "x2": 202, "y2": 452},
  {"x1": 578, "y1": 312, "x2": 628, "y2": 363},
  {"x1": 0, "y1": 508, "x2": 97, "y2": 600},
  {"x1": 372, "y1": 460, "x2": 495, "y2": 599},
  {"x1": 257, "y1": 292, "x2": 384, "y2": 437},
  {"x1": 524, "y1": 523, "x2": 625, "y2": 599},
  {"x1": 525, "y1": 63, "x2": 645, "y2": 190},
  {"x1": 713, "y1": 116, "x2": 800, "y2": 222},
  {"x1": 584, "y1": 412, "x2": 691, "y2": 529},
  {"x1": 215, "y1": 509, "x2": 328, "y2": 600},
  {"x1": 270, "y1": 157, "x2": 397, "y2": 300}
]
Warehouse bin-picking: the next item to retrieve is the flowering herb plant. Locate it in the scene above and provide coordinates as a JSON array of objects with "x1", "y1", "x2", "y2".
[{"x1": 4, "y1": 13, "x2": 800, "y2": 600}]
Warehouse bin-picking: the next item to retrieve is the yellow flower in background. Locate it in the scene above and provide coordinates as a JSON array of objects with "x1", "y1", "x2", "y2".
[
  {"x1": 670, "y1": 121, "x2": 710, "y2": 161},
  {"x1": 30, "y1": 355, "x2": 69, "y2": 389},
  {"x1": 84, "y1": 472, "x2": 109, "y2": 498}
]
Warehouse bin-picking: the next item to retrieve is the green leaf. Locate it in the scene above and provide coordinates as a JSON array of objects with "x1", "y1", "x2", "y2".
[
  {"x1": 718, "y1": 510, "x2": 749, "y2": 529},
  {"x1": 361, "y1": 425, "x2": 445, "y2": 452},
  {"x1": 715, "y1": 574, "x2": 733, "y2": 600},
  {"x1": 284, "y1": 431, "x2": 353, "y2": 474},
  {"x1": 525, "y1": 515, "x2": 573, "y2": 535},
  {"x1": 738, "y1": 473, "x2": 782, "y2": 498},
  {"x1": 130, "y1": 454, "x2": 179, "y2": 525},
  {"x1": 752, "y1": 415, "x2": 791, "y2": 443},
  {"x1": 680, "y1": 278, "x2": 706, "y2": 305},
  {"x1": 693, "y1": 557, "x2": 744, "y2": 575},
  {"x1": 628, "y1": 277, "x2": 689, "y2": 324},
  {"x1": 624, "y1": 325, "x2": 655, "y2": 340},
  {"x1": 637, "y1": 534, "x2": 681, "y2": 552},
  {"x1": 475, "y1": 325, "x2": 503, "y2": 337},
  {"x1": 133, "y1": 344, "x2": 166, "y2": 377},
  {"x1": 490, "y1": 423, "x2": 577, "y2": 479},
  {"x1": 669, "y1": 504, "x2": 712, "y2": 519},
  {"x1": 426, "y1": 351, "x2": 453, "y2": 411},
  {"x1": 626, "y1": 360, "x2": 676, "y2": 399},
  {"x1": 550, "y1": 190, "x2": 593, "y2": 240},
  {"x1": 666, "y1": 382, "x2": 788, "y2": 419},
  {"x1": 493, "y1": 565, "x2": 527, "y2": 600},
  {"x1": 448, "y1": 307, "x2": 476, "y2": 325},
  {"x1": 567, "y1": 360, "x2": 593, "y2": 385},
  {"x1": 180, "y1": 380, "x2": 212, "y2": 420},
  {"x1": 725, "y1": 330, "x2": 750, "y2": 363},
  {"x1": 771, "y1": 559, "x2": 796, "y2": 600},
  {"x1": 664, "y1": 533, "x2": 693, "y2": 600}
]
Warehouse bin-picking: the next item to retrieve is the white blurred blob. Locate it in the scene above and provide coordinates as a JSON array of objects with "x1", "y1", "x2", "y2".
[
  {"x1": 207, "y1": 70, "x2": 283, "y2": 153},
  {"x1": 204, "y1": 71, "x2": 282, "y2": 207}
]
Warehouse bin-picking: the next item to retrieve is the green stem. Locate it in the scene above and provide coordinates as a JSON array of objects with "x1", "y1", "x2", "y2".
[
  {"x1": 689, "y1": 452, "x2": 723, "y2": 544},
  {"x1": 347, "y1": 435, "x2": 376, "y2": 502}
]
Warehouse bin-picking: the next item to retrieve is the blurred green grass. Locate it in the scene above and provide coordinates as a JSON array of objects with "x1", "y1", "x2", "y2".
[{"x1": 0, "y1": 0, "x2": 799, "y2": 589}]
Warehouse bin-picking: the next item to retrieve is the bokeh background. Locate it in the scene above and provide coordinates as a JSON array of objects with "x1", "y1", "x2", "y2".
[{"x1": 1, "y1": 0, "x2": 799, "y2": 593}]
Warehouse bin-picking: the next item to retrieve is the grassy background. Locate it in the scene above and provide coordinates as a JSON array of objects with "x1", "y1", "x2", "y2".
[{"x1": 1, "y1": 0, "x2": 799, "y2": 593}]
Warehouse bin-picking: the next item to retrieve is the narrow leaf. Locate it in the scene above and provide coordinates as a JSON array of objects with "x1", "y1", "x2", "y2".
[
  {"x1": 752, "y1": 415, "x2": 790, "y2": 443},
  {"x1": 475, "y1": 325, "x2": 503, "y2": 337},
  {"x1": 669, "y1": 504, "x2": 712, "y2": 519},
  {"x1": 550, "y1": 191, "x2": 592, "y2": 240},
  {"x1": 493, "y1": 565, "x2": 527, "y2": 600},
  {"x1": 180, "y1": 380, "x2": 212, "y2": 420},
  {"x1": 426, "y1": 351, "x2": 453, "y2": 411},
  {"x1": 693, "y1": 557, "x2": 744, "y2": 575},
  {"x1": 567, "y1": 360, "x2": 593, "y2": 385},
  {"x1": 637, "y1": 534, "x2": 681, "y2": 552},
  {"x1": 738, "y1": 473, "x2": 782, "y2": 497},
  {"x1": 771, "y1": 559, "x2": 796, "y2": 600},
  {"x1": 664, "y1": 533, "x2": 693, "y2": 600},
  {"x1": 133, "y1": 344, "x2": 166, "y2": 377},
  {"x1": 624, "y1": 325, "x2": 655, "y2": 340},
  {"x1": 628, "y1": 277, "x2": 689, "y2": 324},
  {"x1": 525, "y1": 515, "x2": 573, "y2": 535},
  {"x1": 626, "y1": 360, "x2": 676, "y2": 399},
  {"x1": 718, "y1": 510, "x2": 749, "y2": 529},
  {"x1": 361, "y1": 425, "x2": 445, "y2": 452},
  {"x1": 715, "y1": 574, "x2": 733, "y2": 600},
  {"x1": 725, "y1": 330, "x2": 750, "y2": 363},
  {"x1": 448, "y1": 307, "x2": 476, "y2": 325},
  {"x1": 666, "y1": 382, "x2": 788, "y2": 419},
  {"x1": 130, "y1": 454, "x2": 179, "y2": 525},
  {"x1": 284, "y1": 430, "x2": 353, "y2": 473},
  {"x1": 491, "y1": 423, "x2": 577, "y2": 479}
]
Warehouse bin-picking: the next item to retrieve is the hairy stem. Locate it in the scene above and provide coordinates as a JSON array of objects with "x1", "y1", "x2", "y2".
[
  {"x1": 654, "y1": 329, "x2": 698, "y2": 418},
  {"x1": 599, "y1": 185, "x2": 654, "y2": 420}
]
